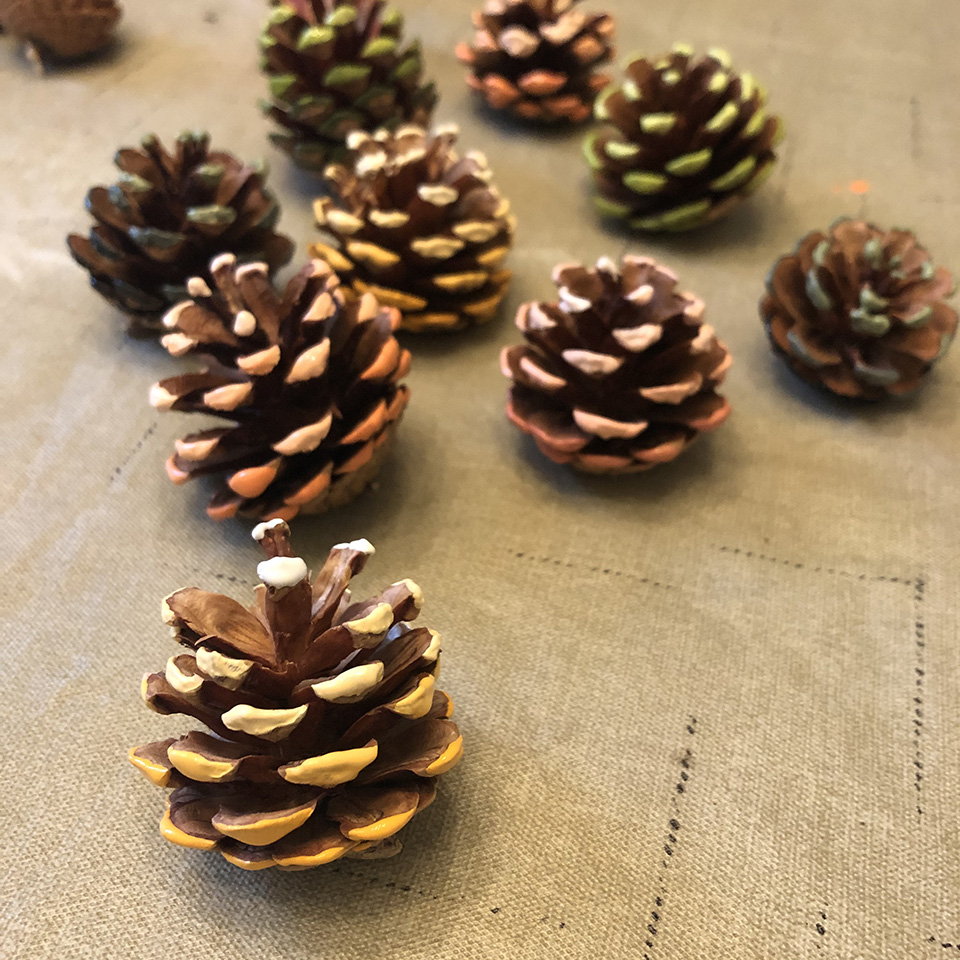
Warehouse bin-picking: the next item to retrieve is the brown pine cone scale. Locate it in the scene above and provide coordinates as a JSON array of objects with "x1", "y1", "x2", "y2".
[
  {"x1": 152, "y1": 254, "x2": 410, "y2": 520},
  {"x1": 456, "y1": 0, "x2": 615, "y2": 123},
  {"x1": 130, "y1": 523, "x2": 461, "y2": 870},
  {"x1": 0, "y1": 0, "x2": 121, "y2": 61},
  {"x1": 503, "y1": 255, "x2": 731, "y2": 472},
  {"x1": 762, "y1": 219, "x2": 957, "y2": 398}
]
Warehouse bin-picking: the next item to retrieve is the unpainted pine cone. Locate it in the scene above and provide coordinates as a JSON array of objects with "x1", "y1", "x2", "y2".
[
  {"x1": 260, "y1": 0, "x2": 438, "y2": 173},
  {"x1": 151, "y1": 253, "x2": 411, "y2": 521},
  {"x1": 130, "y1": 522, "x2": 462, "y2": 871},
  {"x1": 313, "y1": 123, "x2": 515, "y2": 333},
  {"x1": 0, "y1": 0, "x2": 121, "y2": 62},
  {"x1": 762, "y1": 219, "x2": 957, "y2": 399},
  {"x1": 68, "y1": 131, "x2": 294, "y2": 335},
  {"x1": 502, "y1": 255, "x2": 731, "y2": 472},
  {"x1": 455, "y1": 0, "x2": 615, "y2": 124},
  {"x1": 584, "y1": 44, "x2": 782, "y2": 232}
]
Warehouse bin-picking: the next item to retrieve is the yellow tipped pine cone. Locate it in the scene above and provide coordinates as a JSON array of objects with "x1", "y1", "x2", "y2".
[
  {"x1": 584, "y1": 45, "x2": 782, "y2": 232},
  {"x1": 151, "y1": 254, "x2": 410, "y2": 521},
  {"x1": 130, "y1": 523, "x2": 461, "y2": 870},
  {"x1": 455, "y1": 0, "x2": 615, "y2": 124},
  {"x1": 762, "y1": 219, "x2": 957, "y2": 399},
  {"x1": 503, "y1": 255, "x2": 731, "y2": 472},
  {"x1": 314, "y1": 124, "x2": 515, "y2": 333}
]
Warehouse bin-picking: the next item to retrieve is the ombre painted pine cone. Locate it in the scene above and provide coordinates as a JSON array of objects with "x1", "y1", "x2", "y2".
[
  {"x1": 151, "y1": 253, "x2": 411, "y2": 521},
  {"x1": 502, "y1": 255, "x2": 731, "y2": 473},
  {"x1": 762, "y1": 219, "x2": 957, "y2": 399},
  {"x1": 314, "y1": 124, "x2": 515, "y2": 333},
  {"x1": 584, "y1": 45, "x2": 782, "y2": 232},
  {"x1": 455, "y1": 0, "x2": 615, "y2": 124},
  {"x1": 0, "y1": 0, "x2": 121, "y2": 62},
  {"x1": 130, "y1": 523, "x2": 462, "y2": 871},
  {"x1": 68, "y1": 132, "x2": 294, "y2": 334},
  {"x1": 260, "y1": 0, "x2": 437, "y2": 172}
]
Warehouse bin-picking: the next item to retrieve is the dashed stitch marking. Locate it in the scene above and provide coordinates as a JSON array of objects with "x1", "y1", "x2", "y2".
[
  {"x1": 926, "y1": 937, "x2": 960, "y2": 951},
  {"x1": 510, "y1": 550, "x2": 672, "y2": 590},
  {"x1": 913, "y1": 577, "x2": 926, "y2": 818},
  {"x1": 111, "y1": 421, "x2": 158, "y2": 482}
]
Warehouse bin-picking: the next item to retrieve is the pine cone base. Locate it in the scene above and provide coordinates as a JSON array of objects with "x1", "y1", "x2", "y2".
[{"x1": 0, "y1": 0, "x2": 121, "y2": 61}]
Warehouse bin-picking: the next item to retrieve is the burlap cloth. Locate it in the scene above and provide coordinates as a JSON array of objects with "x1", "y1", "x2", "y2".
[{"x1": 1, "y1": 1, "x2": 958, "y2": 957}]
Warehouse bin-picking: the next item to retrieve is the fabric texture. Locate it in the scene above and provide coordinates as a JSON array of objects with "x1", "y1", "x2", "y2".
[{"x1": 0, "y1": 1, "x2": 958, "y2": 958}]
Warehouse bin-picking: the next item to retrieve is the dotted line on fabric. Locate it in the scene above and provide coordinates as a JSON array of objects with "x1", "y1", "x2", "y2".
[
  {"x1": 711, "y1": 544, "x2": 913, "y2": 586},
  {"x1": 110, "y1": 421, "x2": 158, "y2": 482},
  {"x1": 643, "y1": 717, "x2": 697, "y2": 960},
  {"x1": 814, "y1": 903, "x2": 828, "y2": 951},
  {"x1": 510, "y1": 551, "x2": 673, "y2": 590},
  {"x1": 926, "y1": 937, "x2": 960, "y2": 951},
  {"x1": 913, "y1": 577, "x2": 926, "y2": 818}
]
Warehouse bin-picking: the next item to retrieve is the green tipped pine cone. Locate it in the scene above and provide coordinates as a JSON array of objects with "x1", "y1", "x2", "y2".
[
  {"x1": 130, "y1": 523, "x2": 462, "y2": 871},
  {"x1": 0, "y1": 0, "x2": 121, "y2": 62},
  {"x1": 260, "y1": 0, "x2": 438, "y2": 172},
  {"x1": 584, "y1": 45, "x2": 782, "y2": 232},
  {"x1": 762, "y1": 219, "x2": 957, "y2": 399},
  {"x1": 502, "y1": 255, "x2": 731, "y2": 472},
  {"x1": 313, "y1": 124, "x2": 515, "y2": 333},
  {"x1": 67, "y1": 131, "x2": 294, "y2": 334},
  {"x1": 455, "y1": 0, "x2": 615, "y2": 124},
  {"x1": 151, "y1": 253, "x2": 411, "y2": 521}
]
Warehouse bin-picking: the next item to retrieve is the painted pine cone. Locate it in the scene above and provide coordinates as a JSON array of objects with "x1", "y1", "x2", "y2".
[
  {"x1": 130, "y1": 524, "x2": 461, "y2": 871},
  {"x1": 0, "y1": 0, "x2": 121, "y2": 61},
  {"x1": 314, "y1": 124, "x2": 515, "y2": 333},
  {"x1": 502, "y1": 255, "x2": 731, "y2": 472},
  {"x1": 68, "y1": 132, "x2": 294, "y2": 334},
  {"x1": 151, "y1": 254, "x2": 411, "y2": 521},
  {"x1": 762, "y1": 219, "x2": 957, "y2": 399},
  {"x1": 260, "y1": 0, "x2": 438, "y2": 173},
  {"x1": 584, "y1": 45, "x2": 782, "y2": 232},
  {"x1": 455, "y1": 0, "x2": 615, "y2": 124}
]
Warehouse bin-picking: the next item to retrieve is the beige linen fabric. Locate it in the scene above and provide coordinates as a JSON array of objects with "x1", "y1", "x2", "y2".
[{"x1": 1, "y1": 1, "x2": 958, "y2": 957}]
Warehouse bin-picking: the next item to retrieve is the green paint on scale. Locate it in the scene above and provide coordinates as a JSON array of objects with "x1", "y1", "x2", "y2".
[
  {"x1": 666, "y1": 149, "x2": 712, "y2": 176},
  {"x1": 623, "y1": 171, "x2": 668, "y2": 194}
]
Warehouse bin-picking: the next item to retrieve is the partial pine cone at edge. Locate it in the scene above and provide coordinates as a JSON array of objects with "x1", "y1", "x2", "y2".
[
  {"x1": 0, "y1": 0, "x2": 122, "y2": 62},
  {"x1": 585, "y1": 44, "x2": 782, "y2": 232},
  {"x1": 314, "y1": 124, "x2": 515, "y2": 333},
  {"x1": 152, "y1": 253, "x2": 410, "y2": 521},
  {"x1": 130, "y1": 522, "x2": 462, "y2": 870},
  {"x1": 456, "y1": 0, "x2": 616, "y2": 124},
  {"x1": 503, "y1": 254, "x2": 731, "y2": 473},
  {"x1": 762, "y1": 219, "x2": 958, "y2": 399}
]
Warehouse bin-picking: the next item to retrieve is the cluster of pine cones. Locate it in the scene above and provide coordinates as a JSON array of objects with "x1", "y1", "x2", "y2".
[{"x1": 37, "y1": 0, "x2": 955, "y2": 874}]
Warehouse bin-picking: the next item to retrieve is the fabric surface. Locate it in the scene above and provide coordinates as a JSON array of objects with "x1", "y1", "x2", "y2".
[{"x1": 1, "y1": 1, "x2": 958, "y2": 957}]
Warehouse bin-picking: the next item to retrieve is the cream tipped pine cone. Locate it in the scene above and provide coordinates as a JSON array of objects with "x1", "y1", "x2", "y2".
[
  {"x1": 0, "y1": 0, "x2": 121, "y2": 61},
  {"x1": 260, "y1": 0, "x2": 438, "y2": 172},
  {"x1": 584, "y1": 45, "x2": 782, "y2": 232},
  {"x1": 313, "y1": 124, "x2": 515, "y2": 333},
  {"x1": 68, "y1": 131, "x2": 294, "y2": 334},
  {"x1": 502, "y1": 255, "x2": 731, "y2": 472},
  {"x1": 762, "y1": 219, "x2": 957, "y2": 399},
  {"x1": 455, "y1": 0, "x2": 615, "y2": 124},
  {"x1": 151, "y1": 253, "x2": 411, "y2": 521},
  {"x1": 130, "y1": 523, "x2": 461, "y2": 870}
]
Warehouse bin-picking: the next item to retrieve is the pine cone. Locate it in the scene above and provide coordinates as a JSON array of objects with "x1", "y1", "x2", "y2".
[
  {"x1": 502, "y1": 255, "x2": 731, "y2": 472},
  {"x1": 260, "y1": 0, "x2": 438, "y2": 173},
  {"x1": 313, "y1": 124, "x2": 515, "y2": 333},
  {"x1": 68, "y1": 132, "x2": 294, "y2": 335},
  {"x1": 151, "y1": 253, "x2": 411, "y2": 521},
  {"x1": 0, "y1": 0, "x2": 121, "y2": 62},
  {"x1": 455, "y1": 0, "x2": 615, "y2": 124},
  {"x1": 130, "y1": 523, "x2": 461, "y2": 870},
  {"x1": 584, "y1": 45, "x2": 782, "y2": 232},
  {"x1": 762, "y1": 219, "x2": 958, "y2": 399}
]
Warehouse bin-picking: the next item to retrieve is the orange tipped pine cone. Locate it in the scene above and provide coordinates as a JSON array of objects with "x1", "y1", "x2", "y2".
[
  {"x1": 762, "y1": 219, "x2": 957, "y2": 399},
  {"x1": 260, "y1": 0, "x2": 438, "y2": 172},
  {"x1": 455, "y1": 0, "x2": 615, "y2": 124},
  {"x1": 584, "y1": 45, "x2": 782, "y2": 231},
  {"x1": 68, "y1": 131, "x2": 294, "y2": 334},
  {"x1": 151, "y1": 253, "x2": 411, "y2": 521},
  {"x1": 502, "y1": 255, "x2": 731, "y2": 472},
  {"x1": 313, "y1": 124, "x2": 515, "y2": 333},
  {"x1": 130, "y1": 523, "x2": 462, "y2": 870},
  {"x1": 0, "y1": 0, "x2": 121, "y2": 62}
]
